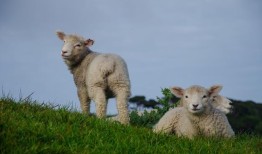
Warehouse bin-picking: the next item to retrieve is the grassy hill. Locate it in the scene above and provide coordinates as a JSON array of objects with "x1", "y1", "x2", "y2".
[{"x1": 1, "y1": 97, "x2": 262, "y2": 154}]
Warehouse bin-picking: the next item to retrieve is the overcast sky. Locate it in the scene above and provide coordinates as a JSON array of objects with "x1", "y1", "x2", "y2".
[{"x1": 1, "y1": 0, "x2": 262, "y2": 114}]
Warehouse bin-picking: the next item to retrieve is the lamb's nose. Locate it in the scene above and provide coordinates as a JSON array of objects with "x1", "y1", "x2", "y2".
[
  {"x1": 193, "y1": 104, "x2": 198, "y2": 108},
  {"x1": 61, "y1": 51, "x2": 68, "y2": 56}
]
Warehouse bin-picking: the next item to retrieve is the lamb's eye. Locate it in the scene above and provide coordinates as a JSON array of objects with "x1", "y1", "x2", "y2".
[
  {"x1": 202, "y1": 95, "x2": 207, "y2": 99},
  {"x1": 75, "y1": 44, "x2": 81, "y2": 47},
  {"x1": 185, "y1": 95, "x2": 188, "y2": 98}
]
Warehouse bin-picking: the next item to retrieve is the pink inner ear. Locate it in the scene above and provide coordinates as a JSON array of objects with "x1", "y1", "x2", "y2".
[
  {"x1": 56, "y1": 32, "x2": 65, "y2": 40},
  {"x1": 170, "y1": 87, "x2": 184, "y2": 98},
  {"x1": 85, "y1": 39, "x2": 94, "y2": 46},
  {"x1": 209, "y1": 85, "x2": 222, "y2": 96}
]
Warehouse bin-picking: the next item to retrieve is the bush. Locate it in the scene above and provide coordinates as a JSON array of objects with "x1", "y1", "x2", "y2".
[{"x1": 130, "y1": 88, "x2": 178, "y2": 128}]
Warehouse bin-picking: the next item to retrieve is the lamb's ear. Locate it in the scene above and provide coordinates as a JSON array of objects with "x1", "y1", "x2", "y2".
[
  {"x1": 84, "y1": 39, "x2": 94, "y2": 47},
  {"x1": 56, "y1": 31, "x2": 65, "y2": 40},
  {"x1": 208, "y1": 85, "x2": 223, "y2": 97},
  {"x1": 170, "y1": 86, "x2": 184, "y2": 98}
]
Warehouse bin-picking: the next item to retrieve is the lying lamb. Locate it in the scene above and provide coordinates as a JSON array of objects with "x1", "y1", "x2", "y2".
[
  {"x1": 153, "y1": 85, "x2": 235, "y2": 139},
  {"x1": 211, "y1": 95, "x2": 233, "y2": 114},
  {"x1": 56, "y1": 31, "x2": 131, "y2": 124}
]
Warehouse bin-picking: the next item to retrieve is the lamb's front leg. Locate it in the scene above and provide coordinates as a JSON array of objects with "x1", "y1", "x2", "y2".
[
  {"x1": 77, "y1": 87, "x2": 90, "y2": 115},
  {"x1": 153, "y1": 111, "x2": 175, "y2": 134}
]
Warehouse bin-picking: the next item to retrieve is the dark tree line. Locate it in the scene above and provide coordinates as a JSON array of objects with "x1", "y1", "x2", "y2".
[{"x1": 227, "y1": 99, "x2": 262, "y2": 135}]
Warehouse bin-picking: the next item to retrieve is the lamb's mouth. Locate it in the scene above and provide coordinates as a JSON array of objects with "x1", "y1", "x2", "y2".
[
  {"x1": 62, "y1": 55, "x2": 70, "y2": 59},
  {"x1": 192, "y1": 108, "x2": 200, "y2": 111}
]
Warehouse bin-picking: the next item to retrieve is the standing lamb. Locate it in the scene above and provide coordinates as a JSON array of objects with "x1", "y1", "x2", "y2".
[
  {"x1": 56, "y1": 31, "x2": 131, "y2": 124},
  {"x1": 153, "y1": 85, "x2": 235, "y2": 139}
]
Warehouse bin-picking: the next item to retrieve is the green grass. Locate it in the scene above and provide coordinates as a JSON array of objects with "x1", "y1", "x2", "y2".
[{"x1": 1, "y1": 97, "x2": 262, "y2": 154}]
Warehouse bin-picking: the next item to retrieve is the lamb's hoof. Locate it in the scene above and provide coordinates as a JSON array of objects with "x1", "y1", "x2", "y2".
[{"x1": 107, "y1": 116, "x2": 129, "y2": 125}]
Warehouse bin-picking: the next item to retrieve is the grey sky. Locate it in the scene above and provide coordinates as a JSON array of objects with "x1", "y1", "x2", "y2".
[{"x1": 1, "y1": 0, "x2": 262, "y2": 113}]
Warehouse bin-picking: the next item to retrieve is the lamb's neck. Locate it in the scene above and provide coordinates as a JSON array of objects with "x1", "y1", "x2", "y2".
[
  {"x1": 70, "y1": 51, "x2": 98, "y2": 87},
  {"x1": 67, "y1": 49, "x2": 95, "y2": 73},
  {"x1": 69, "y1": 52, "x2": 97, "y2": 74},
  {"x1": 66, "y1": 54, "x2": 86, "y2": 73}
]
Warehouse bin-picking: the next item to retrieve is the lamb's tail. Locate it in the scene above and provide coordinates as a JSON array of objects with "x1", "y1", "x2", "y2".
[{"x1": 99, "y1": 59, "x2": 115, "y2": 78}]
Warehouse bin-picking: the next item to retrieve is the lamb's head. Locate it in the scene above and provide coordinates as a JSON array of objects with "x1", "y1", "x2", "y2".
[
  {"x1": 56, "y1": 31, "x2": 94, "y2": 61},
  {"x1": 211, "y1": 95, "x2": 233, "y2": 114},
  {"x1": 170, "y1": 85, "x2": 222, "y2": 114}
]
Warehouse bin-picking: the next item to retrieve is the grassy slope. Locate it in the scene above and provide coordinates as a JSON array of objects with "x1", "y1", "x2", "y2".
[{"x1": 1, "y1": 97, "x2": 262, "y2": 154}]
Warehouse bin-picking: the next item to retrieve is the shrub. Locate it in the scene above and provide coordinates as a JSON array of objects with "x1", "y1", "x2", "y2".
[{"x1": 130, "y1": 88, "x2": 179, "y2": 128}]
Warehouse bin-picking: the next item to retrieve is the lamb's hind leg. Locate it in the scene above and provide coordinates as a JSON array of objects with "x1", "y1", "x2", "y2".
[
  {"x1": 115, "y1": 89, "x2": 130, "y2": 125},
  {"x1": 93, "y1": 88, "x2": 107, "y2": 118}
]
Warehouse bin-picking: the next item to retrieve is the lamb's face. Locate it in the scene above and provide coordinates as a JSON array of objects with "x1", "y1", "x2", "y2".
[
  {"x1": 56, "y1": 31, "x2": 94, "y2": 60},
  {"x1": 211, "y1": 95, "x2": 233, "y2": 114},
  {"x1": 182, "y1": 86, "x2": 209, "y2": 114},
  {"x1": 61, "y1": 36, "x2": 85, "y2": 59},
  {"x1": 170, "y1": 85, "x2": 223, "y2": 115}
]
